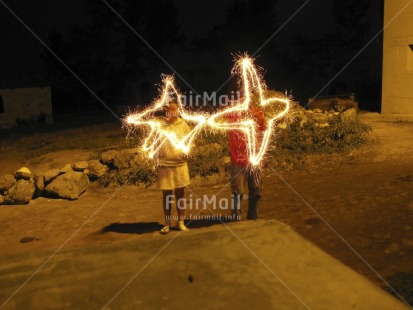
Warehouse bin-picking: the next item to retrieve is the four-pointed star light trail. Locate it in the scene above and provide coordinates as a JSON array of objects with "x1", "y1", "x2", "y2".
[{"x1": 126, "y1": 55, "x2": 290, "y2": 167}]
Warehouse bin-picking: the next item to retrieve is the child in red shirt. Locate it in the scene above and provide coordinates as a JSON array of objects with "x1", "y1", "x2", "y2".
[{"x1": 228, "y1": 106, "x2": 266, "y2": 220}]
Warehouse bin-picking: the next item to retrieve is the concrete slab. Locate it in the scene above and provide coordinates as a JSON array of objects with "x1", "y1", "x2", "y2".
[{"x1": 0, "y1": 220, "x2": 408, "y2": 309}]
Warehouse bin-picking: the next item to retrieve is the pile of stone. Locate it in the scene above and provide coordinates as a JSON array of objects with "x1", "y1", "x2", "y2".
[
  {"x1": 290, "y1": 106, "x2": 358, "y2": 128},
  {"x1": 0, "y1": 149, "x2": 147, "y2": 205},
  {"x1": 265, "y1": 90, "x2": 358, "y2": 127},
  {"x1": 307, "y1": 93, "x2": 358, "y2": 112}
]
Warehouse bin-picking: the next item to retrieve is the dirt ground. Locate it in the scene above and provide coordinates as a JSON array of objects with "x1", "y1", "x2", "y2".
[{"x1": 1, "y1": 112, "x2": 413, "y2": 305}]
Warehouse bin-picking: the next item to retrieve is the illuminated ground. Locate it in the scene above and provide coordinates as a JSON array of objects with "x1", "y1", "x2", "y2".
[
  {"x1": 0, "y1": 112, "x2": 412, "y2": 308},
  {"x1": 0, "y1": 220, "x2": 408, "y2": 309}
]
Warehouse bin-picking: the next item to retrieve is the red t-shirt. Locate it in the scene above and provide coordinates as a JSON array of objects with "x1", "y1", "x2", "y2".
[{"x1": 228, "y1": 108, "x2": 267, "y2": 166}]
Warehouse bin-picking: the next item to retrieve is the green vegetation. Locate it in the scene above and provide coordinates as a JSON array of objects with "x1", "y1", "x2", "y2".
[
  {"x1": 274, "y1": 117, "x2": 370, "y2": 155},
  {"x1": 103, "y1": 116, "x2": 370, "y2": 187},
  {"x1": 188, "y1": 131, "x2": 230, "y2": 178}
]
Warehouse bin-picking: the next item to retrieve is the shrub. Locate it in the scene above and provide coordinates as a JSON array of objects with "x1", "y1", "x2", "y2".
[
  {"x1": 98, "y1": 114, "x2": 371, "y2": 187},
  {"x1": 274, "y1": 117, "x2": 370, "y2": 155},
  {"x1": 188, "y1": 131, "x2": 230, "y2": 178}
]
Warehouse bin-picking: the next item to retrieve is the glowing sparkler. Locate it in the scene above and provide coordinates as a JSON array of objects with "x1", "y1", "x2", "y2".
[
  {"x1": 126, "y1": 55, "x2": 290, "y2": 166},
  {"x1": 126, "y1": 75, "x2": 206, "y2": 158},
  {"x1": 207, "y1": 55, "x2": 290, "y2": 166}
]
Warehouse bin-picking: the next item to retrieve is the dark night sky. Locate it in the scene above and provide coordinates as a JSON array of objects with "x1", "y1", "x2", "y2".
[
  {"x1": 1, "y1": 1, "x2": 87, "y2": 82},
  {"x1": 0, "y1": 1, "x2": 382, "y2": 92},
  {"x1": 177, "y1": 0, "x2": 335, "y2": 40}
]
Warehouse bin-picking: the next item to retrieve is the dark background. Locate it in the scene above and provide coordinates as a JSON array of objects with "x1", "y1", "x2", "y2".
[{"x1": 0, "y1": 0, "x2": 384, "y2": 114}]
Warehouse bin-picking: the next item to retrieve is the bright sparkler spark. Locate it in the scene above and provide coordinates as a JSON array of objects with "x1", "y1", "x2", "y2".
[
  {"x1": 126, "y1": 55, "x2": 290, "y2": 167},
  {"x1": 207, "y1": 55, "x2": 290, "y2": 166},
  {"x1": 126, "y1": 75, "x2": 206, "y2": 159}
]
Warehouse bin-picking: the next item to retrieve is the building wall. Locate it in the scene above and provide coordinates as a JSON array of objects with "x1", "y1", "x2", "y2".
[
  {"x1": 0, "y1": 87, "x2": 53, "y2": 128},
  {"x1": 382, "y1": 0, "x2": 413, "y2": 114}
]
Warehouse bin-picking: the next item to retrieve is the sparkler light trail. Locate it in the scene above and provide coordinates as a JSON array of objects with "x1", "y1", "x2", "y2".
[
  {"x1": 125, "y1": 75, "x2": 206, "y2": 159},
  {"x1": 207, "y1": 55, "x2": 290, "y2": 166},
  {"x1": 126, "y1": 55, "x2": 290, "y2": 167}
]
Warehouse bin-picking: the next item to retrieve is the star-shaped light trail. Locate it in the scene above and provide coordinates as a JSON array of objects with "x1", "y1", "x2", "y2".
[
  {"x1": 207, "y1": 55, "x2": 290, "y2": 166},
  {"x1": 125, "y1": 75, "x2": 206, "y2": 159}
]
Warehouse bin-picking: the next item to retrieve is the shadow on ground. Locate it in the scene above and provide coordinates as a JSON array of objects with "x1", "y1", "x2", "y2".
[
  {"x1": 101, "y1": 222, "x2": 163, "y2": 234},
  {"x1": 185, "y1": 218, "x2": 233, "y2": 229},
  {"x1": 384, "y1": 270, "x2": 413, "y2": 307},
  {"x1": 101, "y1": 219, "x2": 234, "y2": 235}
]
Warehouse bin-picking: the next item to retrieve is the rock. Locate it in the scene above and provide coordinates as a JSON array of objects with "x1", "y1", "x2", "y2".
[
  {"x1": 277, "y1": 122, "x2": 287, "y2": 129},
  {"x1": 101, "y1": 150, "x2": 118, "y2": 165},
  {"x1": 44, "y1": 169, "x2": 61, "y2": 184},
  {"x1": 15, "y1": 167, "x2": 32, "y2": 180},
  {"x1": 0, "y1": 174, "x2": 16, "y2": 192},
  {"x1": 4, "y1": 179, "x2": 35, "y2": 205},
  {"x1": 311, "y1": 113, "x2": 329, "y2": 124},
  {"x1": 0, "y1": 195, "x2": 4, "y2": 205},
  {"x1": 45, "y1": 171, "x2": 89, "y2": 200},
  {"x1": 113, "y1": 152, "x2": 131, "y2": 169},
  {"x1": 60, "y1": 164, "x2": 72, "y2": 173},
  {"x1": 341, "y1": 108, "x2": 357, "y2": 122},
  {"x1": 308, "y1": 94, "x2": 358, "y2": 112},
  {"x1": 295, "y1": 112, "x2": 308, "y2": 127},
  {"x1": 70, "y1": 193, "x2": 79, "y2": 200},
  {"x1": 211, "y1": 143, "x2": 222, "y2": 152},
  {"x1": 193, "y1": 145, "x2": 205, "y2": 155},
  {"x1": 33, "y1": 175, "x2": 45, "y2": 197},
  {"x1": 87, "y1": 160, "x2": 109, "y2": 179},
  {"x1": 222, "y1": 156, "x2": 231, "y2": 164},
  {"x1": 294, "y1": 111, "x2": 306, "y2": 119},
  {"x1": 113, "y1": 149, "x2": 140, "y2": 169},
  {"x1": 384, "y1": 242, "x2": 399, "y2": 254},
  {"x1": 73, "y1": 161, "x2": 89, "y2": 172}
]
